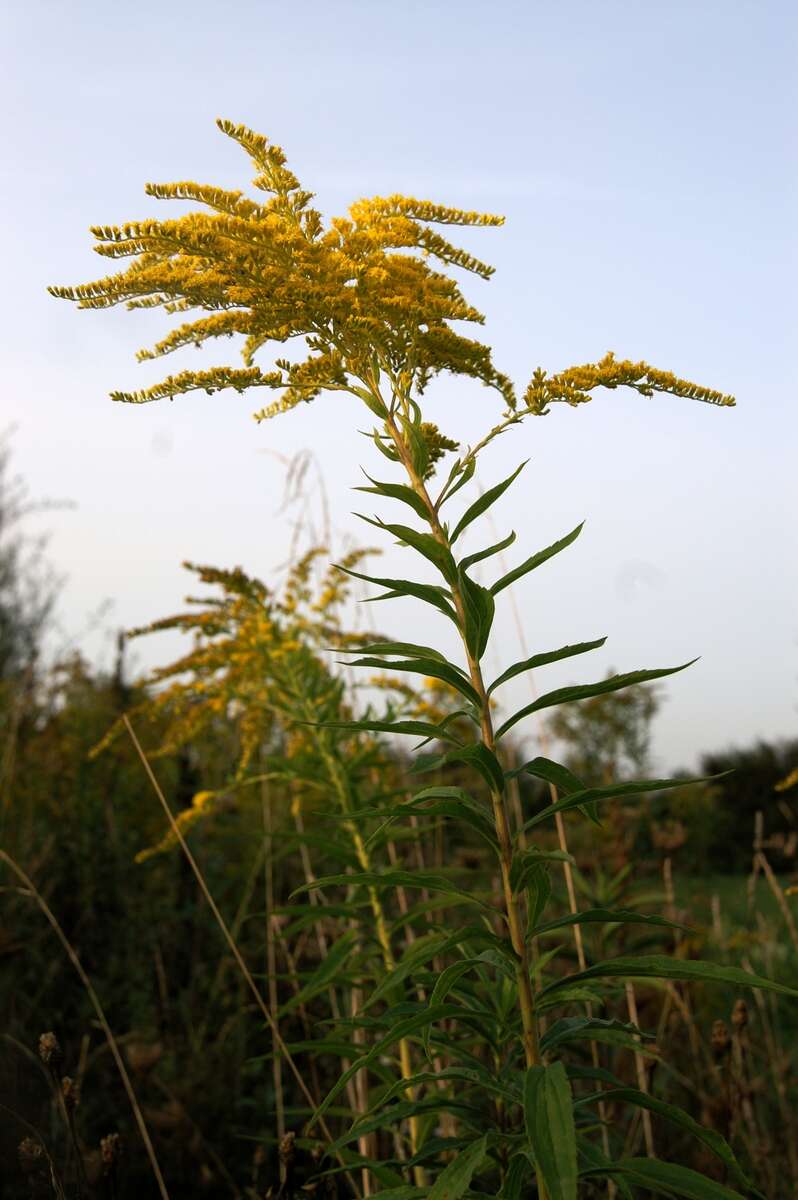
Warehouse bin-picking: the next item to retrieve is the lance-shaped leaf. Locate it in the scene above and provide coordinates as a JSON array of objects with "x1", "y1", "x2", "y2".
[
  {"x1": 523, "y1": 861, "x2": 552, "y2": 928},
  {"x1": 488, "y1": 638, "x2": 607, "y2": 696},
  {"x1": 582, "y1": 1158, "x2": 748, "y2": 1200},
  {"x1": 414, "y1": 743, "x2": 506, "y2": 795},
  {"x1": 491, "y1": 521, "x2": 584, "y2": 596},
  {"x1": 329, "y1": 1097, "x2": 479, "y2": 1154},
  {"x1": 583, "y1": 1089, "x2": 760, "y2": 1195},
  {"x1": 519, "y1": 774, "x2": 719, "y2": 837},
  {"x1": 343, "y1": 655, "x2": 481, "y2": 708},
  {"x1": 499, "y1": 1154, "x2": 532, "y2": 1200},
  {"x1": 365, "y1": 1189, "x2": 424, "y2": 1200},
  {"x1": 576, "y1": 1142, "x2": 634, "y2": 1200},
  {"x1": 532, "y1": 907, "x2": 690, "y2": 939},
  {"x1": 278, "y1": 929, "x2": 360, "y2": 1017},
  {"x1": 354, "y1": 472, "x2": 430, "y2": 521},
  {"x1": 496, "y1": 661, "x2": 696, "y2": 740},
  {"x1": 437, "y1": 456, "x2": 476, "y2": 509},
  {"x1": 459, "y1": 529, "x2": 517, "y2": 572},
  {"x1": 524, "y1": 1062, "x2": 578, "y2": 1200},
  {"x1": 450, "y1": 461, "x2": 527, "y2": 544},
  {"x1": 458, "y1": 567, "x2": 495, "y2": 660},
  {"x1": 309, "y1": 1003, "x2": 466, "y2": 1125},
  {"x1": 539, "y1": 954, "x2": 798, "y2": 1002},
  {"x1": 335, "y1": 639, "x2": 448, "y2": 663},
  {"x1": 401, "y1": 786, "x2": 498, "y2": 849},
  {"x1": 508, "y1": 756, "x2": 584, "y2": 794},
  {"x1": 427, "y1": 1135, "x2": 488, "y2": 1200},
  {"x1": 290, "y1": 870, "x2": 497, "y2": 913},
  {"x1": 318, "y1": 716, "x2": 463, "y2": 744},
  {"x1": 541, "y1": 1016, "x2": 658, "y2": 1056},
  {"x1": 422, "y1": 957, "x2": 491, "y2": 1058},
  {"x1": 337, "y1": 564, "x2": 457, "y2": 623},
  {"x1": 510, "y1": 848, "x2": 574, "y2": 895},
  {"x1": 365, "y1": 1065, "x2": 518, "y2": 1117},
  {"x1": 356, "y1": 514, "x2": 458, "y2": 584},
  {"x1": 365, "y1": 925, "x2": 499, "y2": 1010}
]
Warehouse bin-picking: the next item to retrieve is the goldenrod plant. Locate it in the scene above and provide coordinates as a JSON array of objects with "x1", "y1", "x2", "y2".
[{"x1": 53, "y1": 120, "x2": 790, "y2": 1199}]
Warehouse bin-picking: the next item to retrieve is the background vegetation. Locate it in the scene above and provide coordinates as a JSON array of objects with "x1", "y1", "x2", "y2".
[
  {"x1": 2, "y1": 438, "x2": 797, "y2": 1198},
  {"x1": 2, "y1": 103, "x2": 795, "y2": 1200}
]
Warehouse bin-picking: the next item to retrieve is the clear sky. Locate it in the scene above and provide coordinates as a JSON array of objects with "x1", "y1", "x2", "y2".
[{"x1": 3, "y1": 0, "x2": 796, "y2": 771}]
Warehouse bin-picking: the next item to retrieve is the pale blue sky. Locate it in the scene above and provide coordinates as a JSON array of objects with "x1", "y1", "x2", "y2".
[{"x1": 3, "y1": 0, "x2": 796, "y2": 770}]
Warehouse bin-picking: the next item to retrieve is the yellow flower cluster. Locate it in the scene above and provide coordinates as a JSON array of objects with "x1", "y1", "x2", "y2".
[
  {"x1": 523, "y1": 352, "x2": 735, "y2": 415},
  {"x1": 50, "y1": 120, "x2": 514, "y2": 419},
  {"x1": 93, "y1": 547, "x2": 380, "y2": 859}
]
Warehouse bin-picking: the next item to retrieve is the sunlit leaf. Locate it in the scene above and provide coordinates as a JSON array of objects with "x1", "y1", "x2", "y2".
[
  {"x1": 496, "y1": 662, "x2": 696, "y2": 740},
  {"x1": 524, "y1": 1062, "x2": 577, "y2": 1200},
  {"x1": 450, "y1": 461, "x2": 527, "y2": 544},
  {"x1": 491, "y1": 522, "x2": 584, "y2": 596}
]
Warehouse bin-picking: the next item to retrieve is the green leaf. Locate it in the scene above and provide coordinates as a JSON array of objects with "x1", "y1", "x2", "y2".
[
  {"x1": 319, "y1": 717, "x2": 462, "y2": 744},
  {"x1": 533, "y1": 908, "x2": 690, "y2": 939},
  {"x1": 525, "y1": 862, "x2": 552, "y2": 929},
  {"x1": 427, "y1": 958, "x2": 484, "y2": 1008},
  {"x1": 591, "y1": 1090, "x2": 760, "y2": 1194},
  {"x1": 398, "y1": 410, "x2": 431, "y2": 480},
  {"x1": 460, "y1": 530, "x2": 516, "y2": 572},
  {"x1": 450, "y1": 461, "x2": 527, "y2": 544},
  {"x1": 368, "y1": 1066, "x2": 517, "y2": 1115},
  {"x1": 458, "y1": 567, "x2": 495, "y2": 660},
  {"x1": 520, "y1": 774, "x2": 721, "y2": 835},
  {"x1": 496, "y1": 662, "x2": 696, "y2": 740},
  {"x1": 368, "y1": 1190, "x2": 424, "y2": 1200},
  {"x1": 329, "y1": 1098, "x2": 478, "y2": 1154},
  {"x1": 353, "y1": 387, "x2": 390, "y2": 420},
  {"x1": 291, "y1": 870, "x2": 497, "y2": 913},
  {"x1": 536, "y1": 985, "x2": 605, "y2": 1014},
  {"x1": 540, "y1": 954, "x2": 798, "y2": 1001},
  {"x1": 576, "y1": 1142, "x2": 633, "y2": 1200},
  {"x1": 422, "y1": 958, "x2": 489, "y2": 1058},
  {"x1": 524, "y1": 1062, "x2": 577, "y2": 1200},
  {"x1": 508, "y1": 756, "x2": 584, "y2": 794},
  {"x1": 541, "y1": 1017, "x2": 657, "y2": 1056},
  {"x1": 488, "y1": 639, "x2": 606, "y2": 696},
  {"x1": 420, "y1": 743, "x2": 505, "y2": 795},
  {"x1": 491, "y1": 521, "x2": 584, "y2": 596},
  {"x1": 437, "y1": 456, "x2": 476, "y2": 509},
  {"x1": 344, "y1": 656, "x2": 481, "y2": 707},
  {"x1": 371, "y1": 429, "x2": 401, "y2": 462},
  {"x1": 427, "y1": 1135, "x2": 488, "y2": 1200},
  {"x1": 310, "y1": 1003, "x2": 465, "y2": 1125},
  {"x1": 356, "y1": 515, "x2": 457, "y2": 584},
  {"x1": 354, "y1": 472, "x2": 430, "y2": 521},
  {"x1": 364, "y1": 931, "x2": 453, "y2": 1011},
  {"x1": 498, "y1": 1154, "x2": 531, "y2": 1200},
  {"x1": 278, "y1": 930, "x2": 360, "y2": 1017},
  {"x1": 365, "y1": 926, "x2": 496, "y2": 1010},
  {"x1": 336, "y1": 639, "x2": 448, "y2": 663},
  {"x1": 510, "y1": 849, "x2": 573, "y2": 896},
  {"x1": 404, "y1": 800, "x2": 497, "y2": 848},
  {"x1": 508, "y1": 754, "x2": 601, "y2": 821},
  {"x1": 403, "y1": 787, "x2": 498, "y2": 849},
  {"x1": 585, "y1": 1158, "x2": 748, "y2": 1200},
  {"x1": 337, "y1": 564, "x2": 457, "y2": 623}
]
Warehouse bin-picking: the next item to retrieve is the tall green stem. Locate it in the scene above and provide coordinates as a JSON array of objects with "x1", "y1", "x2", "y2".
[
  {"x1": 302, "y1": 701, "x2": 425, "y2": 1179},
  {"x1": 381, "y1": 410, "x2": 543, "y2": 1071}
]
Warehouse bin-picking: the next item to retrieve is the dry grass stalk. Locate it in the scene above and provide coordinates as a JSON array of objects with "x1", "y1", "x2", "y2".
[
  {"x1": 0, "y1": 851, "x2": 170, "y2": 1200},
  {"x1": 122, "y1": 714, "x2": 361, "y2": 1199},
  {"x1": 262, "y1": 774, "x2": 286, "y2": 1149},
  {"x1": 624, "y1": 981, "x2": 655, "y2": 1157},
  {"x1": 752, "y1": 812, "x2": 798, "y2": 954}
]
